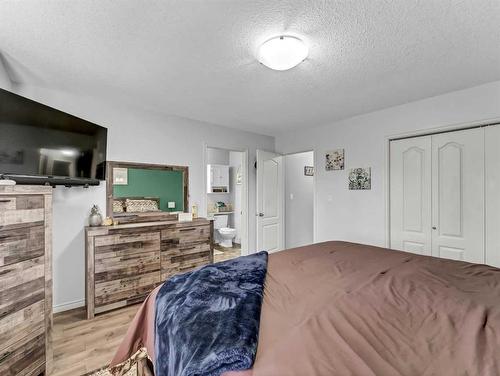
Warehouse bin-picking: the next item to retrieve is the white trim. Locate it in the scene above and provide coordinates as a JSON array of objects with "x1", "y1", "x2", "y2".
[
  {"x1": 384, "y1": 117, "x2": 500, "y2": 250},
  {"x1": 53, "y1": 299, "x2": 85, "y2": 313}
]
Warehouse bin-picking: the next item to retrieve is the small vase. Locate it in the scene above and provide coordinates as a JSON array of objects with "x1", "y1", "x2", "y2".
[{"x1": 89, "y1": 205, "x2": 103, "y2": 227}]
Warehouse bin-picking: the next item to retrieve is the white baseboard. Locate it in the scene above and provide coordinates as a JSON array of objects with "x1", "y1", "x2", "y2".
[{"x1": 53, "y1": 299, "x2": 85, "y2": 314}]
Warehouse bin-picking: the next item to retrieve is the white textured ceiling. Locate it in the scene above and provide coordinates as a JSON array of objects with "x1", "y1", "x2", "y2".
[{"x1": 0, "y1": 0, "x2": 499, "y2": 135}]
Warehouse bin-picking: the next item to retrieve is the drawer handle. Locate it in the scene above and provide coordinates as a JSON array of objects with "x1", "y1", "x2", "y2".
[
  {"x1": 0, "y1": 199, "x2": 13, "y2": 203},
  {"x1": 179, "y1": 228, "x2": 196, "y2": 232},
  {"x1": 0, "y1": 234, "x2": 10, "y2": 240},
  {"x1": 180, "y1": 246, "x2": 196, "y2": 251},
  {"x1": 127, "y1": 276, "x2": 141, "y2": 282}
]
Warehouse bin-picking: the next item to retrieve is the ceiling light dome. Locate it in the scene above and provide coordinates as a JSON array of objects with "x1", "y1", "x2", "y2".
[{"x1": 258, "y1": 35, "x2": 308, "y2": 71}]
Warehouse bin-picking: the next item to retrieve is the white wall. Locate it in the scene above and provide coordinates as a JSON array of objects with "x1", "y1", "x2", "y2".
[
  {"x1": 276, "y1": 81, "x2": 500, "y2": 248},
  {"x1": 8, "y1": 85, "x2": 274, "y2": 311},
  {"x1": 207, "y1": 148, "x2": 229, "y2": 165},
  {"x1": 285, "y1": 151, "x2": 314, "y2": 248},
  {"x1": 0, "y1": 57, "x2": 12, "y2": 91}
]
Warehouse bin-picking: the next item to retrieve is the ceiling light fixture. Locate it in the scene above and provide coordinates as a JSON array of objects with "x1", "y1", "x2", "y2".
[{"x1": 258, "y1": 35, "x2": 308, "y2": 71}]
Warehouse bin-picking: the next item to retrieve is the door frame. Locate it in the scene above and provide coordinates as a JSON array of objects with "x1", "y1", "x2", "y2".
[
  {"x1": 384, "y1": 116, "x2": 500, "y2": 249},
  {"x1": 203, "y1": 144, "x2": 249, "y2": 255}
]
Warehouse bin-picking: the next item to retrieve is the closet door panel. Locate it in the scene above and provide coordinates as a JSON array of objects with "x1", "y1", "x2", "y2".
[
  {"x1": 485, "y1": 124, "x2": 500, "y2": 268},
  {"x1": 390, "y1": 136, "x2": 432, "y2": 255},
  {"x1": 431, "y1": 128, "x2": 484, "y2": 263}
]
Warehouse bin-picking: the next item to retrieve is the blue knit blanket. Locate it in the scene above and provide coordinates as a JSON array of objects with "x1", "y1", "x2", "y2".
[{"x1": 154, "y1": 251, "x2": 268, "y2": 376}]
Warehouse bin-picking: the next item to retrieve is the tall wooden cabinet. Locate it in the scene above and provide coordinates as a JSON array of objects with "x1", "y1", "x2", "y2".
[
  {"x1": 0, "y1": 186, "x2": 53, "y2": 376},
  {"x1": 86, "y1": 218, "x2": 213, "y2": 319}
]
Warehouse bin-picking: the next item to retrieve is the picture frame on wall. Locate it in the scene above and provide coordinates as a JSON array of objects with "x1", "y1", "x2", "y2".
[
  {"x1": 326, "y1": 149, "x2": 344, "y2": 170},
  {"x1": 304, "y1": 166, "x2": 314, "y2": 176},
  {"x1": 348, "y1": 167, "x2": 371, "y2": 190},
  {"x1": 113, "y1": 167, "x2": 128, "y2": 185}
]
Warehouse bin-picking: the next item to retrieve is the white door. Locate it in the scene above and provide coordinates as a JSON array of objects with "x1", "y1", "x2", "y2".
[
  {"x1": 431, "y1": 128, "x2": 484, "y2": 263},
  {"x1": 390, "y1": 136, "x2": 432, "y2": 255},
  {"x1": 256, "y1": 150, "x2": 284, "y2": 253},
  {"x1": 485, "y1": 124, "x2": 500, "y2": 268}
]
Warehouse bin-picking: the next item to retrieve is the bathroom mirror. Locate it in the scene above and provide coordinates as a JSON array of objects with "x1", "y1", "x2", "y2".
[{"x1": 106, "y1": 161, "x2": 189, "y2": 222}]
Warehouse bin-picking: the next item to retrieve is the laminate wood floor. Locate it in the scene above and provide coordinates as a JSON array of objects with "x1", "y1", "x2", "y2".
[
  {"x1": 52, "y1": 249, "x2": 240, "y2": 376},
  {"x1": 52, "y1": 305, "x2": 139, "y2": 376},
  {"x1": 213, "y1": 244, "x2": 241, "y2": 263}
]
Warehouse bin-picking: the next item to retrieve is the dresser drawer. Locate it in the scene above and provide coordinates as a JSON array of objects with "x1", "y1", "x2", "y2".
[
  {"x1": 161, "y1": 241, "x2": 211, "y2": 280},
  {"x1": 161, "y1": 254, "x2": 211, "y2": 280},
  {"x1": 161, "y1": 240, "x2": 211, "y2": 257},
  {"x1": 0, "y1": 195, "x2": 44, "y2": 229},
  {"x1": 94, "y1": 231, "x2": 160, "y2": 247},
  {"x1": 0, "y1": 332, "x2": 45, "y2": 376},
  {"x1": 161, "y1": 224, "x2": 211, "y2": 245},
  {"x1": 0, "y1": 300, "x2": 44, "y2": 354},
  {"x1": 94, "y1": 232, "x2": 160, "y2": 283},
  {"x1": 0, "y1": 225, "x2": 45, "y2": 267},
  {"x1": 0, "y1": 256, "x2": 45, "y2": 322},
  {"x1": 95, "y1": 271, "x2": 160, "y2": 308}
]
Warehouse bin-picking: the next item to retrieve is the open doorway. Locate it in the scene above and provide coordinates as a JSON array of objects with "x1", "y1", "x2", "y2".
[
  {"x1": 205, "y1": 146, "x2": 248, "y2": 262},
  {"x1": 284, "y1": 151, "x2": 314, "y2": 248},
  {"x1": 256, "y1": 149, "x2": 315, "y2": 252}
]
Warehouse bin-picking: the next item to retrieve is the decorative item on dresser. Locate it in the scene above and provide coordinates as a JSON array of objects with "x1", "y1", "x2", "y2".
[
  {"x1": 85, "y1": 218, "x2": 214, "y2": 319},
  {"x1": 0, "y1": 185, "x2": 53, "y2": 376}
]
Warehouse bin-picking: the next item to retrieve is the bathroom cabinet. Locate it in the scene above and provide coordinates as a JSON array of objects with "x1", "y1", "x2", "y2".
[{"x1": 207, "y1": 164, "x2": 230, "y2": 193}]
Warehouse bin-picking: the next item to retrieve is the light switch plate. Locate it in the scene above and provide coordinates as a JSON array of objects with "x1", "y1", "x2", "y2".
[{"x1": 168, "y1": 201, "x2": 176, "y2": 209}]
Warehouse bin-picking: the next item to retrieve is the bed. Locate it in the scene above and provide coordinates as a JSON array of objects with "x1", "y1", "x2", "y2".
[{"x1": 110, "y1": 241, "x2": 500, "y2": 375}]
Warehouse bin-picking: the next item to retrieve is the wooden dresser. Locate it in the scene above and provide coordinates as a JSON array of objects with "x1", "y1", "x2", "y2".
[
  {"x1": 0, "y1": 186, "x2": 53, "y2": 376},
  {"x1": 85, "y1": 218, "x2": 213, "y2": 319}
]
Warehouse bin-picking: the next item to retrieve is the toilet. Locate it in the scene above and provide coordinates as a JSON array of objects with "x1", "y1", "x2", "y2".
[{"x1": 214, "y1": 215, "x2": 237, "y2": 248}]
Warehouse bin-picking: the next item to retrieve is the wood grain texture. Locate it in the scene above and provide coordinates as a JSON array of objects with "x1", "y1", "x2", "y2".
[
  {"x1": 52, "y1": 305, "x2": 139, "y2": 376},
  {"x1": 0, "y1": 186, "x2": 52, "y2": 376},
  {"x1": 0, "y1": 225, "x2": 44, "y2": 267},
  {"x1": 0, "y1": 333, "x2": 45, "y2": 376},
  {"x1": 44, "y1": 192, "x2": 53, "y2": 374},
  {"x1": 86, "y1": 219, "x2": 213, "y2": 317}
]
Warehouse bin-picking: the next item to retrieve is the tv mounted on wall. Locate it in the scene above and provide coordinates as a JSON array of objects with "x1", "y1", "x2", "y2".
[{"x1": 0, "y1": 88, "x2": 107, "y2": 186}]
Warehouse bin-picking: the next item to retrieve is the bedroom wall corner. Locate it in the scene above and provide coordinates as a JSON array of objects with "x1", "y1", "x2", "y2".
[
  {"x1": 7, "y1": 84, "x2": 275, "y2": 311},
  {"x1": 275, "y1": 80, "x2": 500, "y2": 248}
]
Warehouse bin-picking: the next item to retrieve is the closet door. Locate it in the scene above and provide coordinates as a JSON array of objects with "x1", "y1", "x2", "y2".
[
  {"x1": 485, "y1": 124, "x2": 500, "y2": 268},
  {"x1": 431, "y1": 128, "x2": 484, "y2": 263},
  {"x1": 390, "y1": 136, "x2": 432, "y2": 255}
]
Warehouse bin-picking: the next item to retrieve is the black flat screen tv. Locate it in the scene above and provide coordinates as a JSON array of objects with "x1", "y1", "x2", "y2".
[{"x1": 0, "y1": 89, "x2": 107, "y2": 186}]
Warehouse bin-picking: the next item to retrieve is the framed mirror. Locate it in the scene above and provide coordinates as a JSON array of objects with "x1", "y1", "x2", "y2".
[{"x1": 106, "y1": 161, "x2": 189, "y2": 222}]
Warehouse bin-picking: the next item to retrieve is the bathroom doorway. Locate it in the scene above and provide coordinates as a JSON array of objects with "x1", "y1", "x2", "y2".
[{"x1": 204, "y1": 146, "x2": 248, "y2": 262}]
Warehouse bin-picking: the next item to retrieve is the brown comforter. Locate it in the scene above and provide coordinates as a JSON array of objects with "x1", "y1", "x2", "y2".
[{"x1": 112, "y1": 241, "x2": 500, "y2": 375}]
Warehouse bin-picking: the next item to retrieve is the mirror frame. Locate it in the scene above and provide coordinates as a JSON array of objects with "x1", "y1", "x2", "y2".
[{"x1": 106, "y1": 160, "x2": 189, "y2": 219}]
